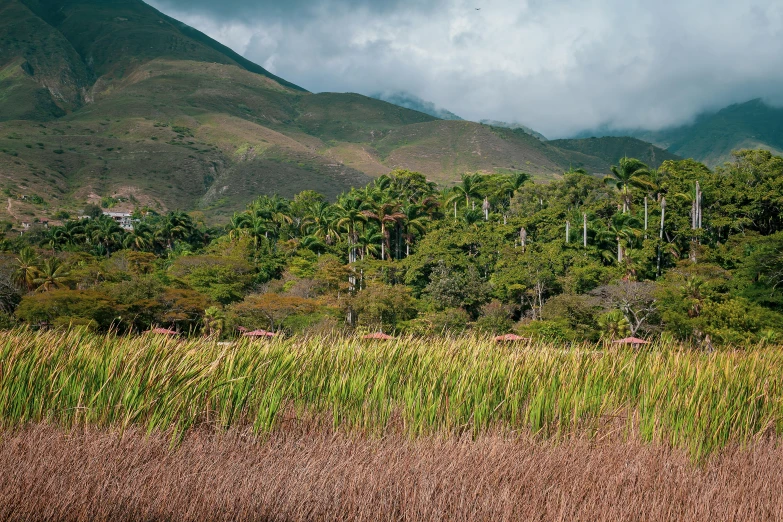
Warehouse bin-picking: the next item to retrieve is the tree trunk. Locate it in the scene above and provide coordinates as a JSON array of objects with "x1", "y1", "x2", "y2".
[
  {"x1": 657, "y1": 198, "x2": 666, "y2": 276},
  {"x1": 583, "y1": 213, "x2": 587, "y2": 247},
  {"x1": 565, "y1": 221, "x2": 570, "y2": 243}
]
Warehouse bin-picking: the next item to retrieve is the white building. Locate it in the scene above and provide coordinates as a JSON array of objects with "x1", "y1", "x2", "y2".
[{"x1": 102, "y1": 211, "x2": 134, "y2": 230}]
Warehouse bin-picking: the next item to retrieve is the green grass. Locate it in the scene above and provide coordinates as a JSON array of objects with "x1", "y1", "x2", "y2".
[{"x1": 1, "y1": 328, "x2": 781, "y2": 460}]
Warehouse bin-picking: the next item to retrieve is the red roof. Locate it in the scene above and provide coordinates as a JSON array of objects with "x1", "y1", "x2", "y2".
[
  {"x1": 243, "y1": 329, "x2": 276, "y2": 338},
  {"x1": 494, "y1": 334, "x2": 531, "y2": 342},
  {"x1": 362, "y1": 332, "x2": 395, "y2": 340},
  {"x1": 147, "y1": 327, "x2": 179, "y2": 336},
  {"x1": 612, "y1": 336, "x2": 651, "y2": 345}
]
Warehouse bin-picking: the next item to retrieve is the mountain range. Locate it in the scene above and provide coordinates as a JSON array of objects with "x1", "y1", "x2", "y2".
[
  {"x1": 576, "y1": 99, "x2": 783, "y2": 167},
  {"x1": 0, "y1": 0, "x2": 762, "y2": 225}
]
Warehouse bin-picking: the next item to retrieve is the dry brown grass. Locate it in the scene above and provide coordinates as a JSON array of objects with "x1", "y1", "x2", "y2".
[{"x1": 1, "y1": 424, "x2": 782, "y2": 522}]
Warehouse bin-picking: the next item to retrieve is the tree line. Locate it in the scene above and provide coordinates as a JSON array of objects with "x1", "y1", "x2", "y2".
[{"x1": 1, "y1": 149, "x2": 781, "y2": 345}]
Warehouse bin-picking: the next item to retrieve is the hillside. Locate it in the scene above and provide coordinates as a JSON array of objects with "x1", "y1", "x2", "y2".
[
  {"x1": 640, "y1": 99, "x2": 783, "y2": 166},
  {"x1": 575, "y1": 99, "x2": 783, "y2": 167},
  {"x1": 548, "y1": 137, "x2": 680, "y2": 169},
  {"x1": 0, "y1": 0, "x2": 675, "y2": 224},
  {"x1": 370, "y1": 91, "x2": 463, "y2": 121}
]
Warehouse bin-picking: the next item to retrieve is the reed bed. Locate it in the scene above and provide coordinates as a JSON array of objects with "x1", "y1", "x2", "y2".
[
  {"x1": 0, "y1": 329, "x2": 782, "y2": 460},
  {"x1": 3, "y1": 425, "x2": 783, "y2": 522}
]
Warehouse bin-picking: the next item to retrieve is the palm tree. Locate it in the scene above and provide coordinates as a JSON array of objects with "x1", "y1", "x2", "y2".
[
  {"x1": 34, "y1": 257, "x2": 69, "y2": 292},
  {"x1": 301, "y1": 201, "x2": 338, "y2": 245},
  {"x1": 400, "y1": 203, "x2": 428, "y2": 256},
  {"x1": 462, "y1": 208, "x2": 483, "y2": 227},
  {"x1": 604, "y1": 157, "x2": 654, "y2": 213},
  {"x1": 123, "y1": 222, "x2": 154, "y2": 251},
  {"x1": 357, "y1": 228, "x2": 382, "y2": 260},
  {"x1": 496, "y1": 172, "x2": 530, "y2": 204},
  {"x1": 156, "y1": 211, "x2": 195, "y2": 250},
  {"x1": 15, "y1": 247, "x2": 39, "y2": 292},
  {"x1": 362, "y1": 201, "x2": 406, "y2": 260},
  {"x1": 335, "y1": 200, "x2": 368, "y2": 263},
  {"x1": 300, "y1": 234, "x2": 327, "y2": 254},
  {"x1": 598, "y1": 310, "x2": 630, "y2": 341},
  {"x1": 595, "y1": 214, "x2": 642, "y2": 264},
  {"x1": 447, "y1": 173, "x2": 484, "y2": 211},
  {"x1": 89, "y1": 216, "x2": 123, "y2": 255},
  {"x1": 203, "y1": 306, "x2": 225, "y2": 337}
]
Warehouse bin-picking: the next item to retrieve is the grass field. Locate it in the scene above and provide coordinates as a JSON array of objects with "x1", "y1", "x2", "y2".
[
  {"x1": 1, "y1": 329, "x2": 782, "y2": 521},
  {"x1": 1, "y1": 329, "x2": 781, "y2": 459}
]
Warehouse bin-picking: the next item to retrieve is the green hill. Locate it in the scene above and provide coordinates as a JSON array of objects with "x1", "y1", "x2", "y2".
[
  {"x1": 575, "y1": 99, "x2": 783, "y2": 167},
  {"x1": 638, "y1": 99, "x2": 783, "y2": 166},
  {"x1": 548, "y1": 137, "x2": 681, "y2": 169},
  {"x1": 0, "y1": 0, "x2": 678, "y2": 224}
]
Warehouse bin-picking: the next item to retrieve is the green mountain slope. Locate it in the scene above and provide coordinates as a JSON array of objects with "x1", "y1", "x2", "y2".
[
  {"x1": 576, "y1": 99, "x2": 783, "y2": 167},
  {"x1": 548, "y1": 137, "x2": 680, "y2": 169},
  {"x1": 640, "y1": 99, "x2": 783, "y2": 166},
  {"x1": 0, "y1": 0, "x2": 678, "y2": 224}
]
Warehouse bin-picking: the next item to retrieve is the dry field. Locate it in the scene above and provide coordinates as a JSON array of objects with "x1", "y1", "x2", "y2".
[
  {"x1": 1, "y1": 329, "x2": 782, "y2": 521},
  {"x1": 2, "y1": 425, "x2": 782, "y2": 522}
]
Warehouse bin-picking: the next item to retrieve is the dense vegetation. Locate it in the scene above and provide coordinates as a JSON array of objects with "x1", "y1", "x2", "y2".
[{"x1": 1, "y1": 149, "x2": 781, "y2": 345}]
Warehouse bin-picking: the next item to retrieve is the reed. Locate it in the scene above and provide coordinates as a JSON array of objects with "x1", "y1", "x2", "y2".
[{"x1": 1, "y1": 329, "x2": 781, "y2": 460}]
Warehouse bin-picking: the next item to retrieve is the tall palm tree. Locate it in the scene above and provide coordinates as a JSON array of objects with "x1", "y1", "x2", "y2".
[
  {"x1": 604, "y1": 157, "x2": 654, "y2": 213},
  {"x1": 497, "y1": 172, "x2": 530, "y2": 203},
  {"x1": 447, "y1": 173, "x2": 485, "y2": 210},
  {"x1": 595, "y1": 214, "x2": 642, "y2": 264},
  {"x1": 301, "y1": 201, "x2": 338, "y2": 245},
  {"x1": 34, "y1": 257, "x2": 69, "y2": 292},
  {"x1": 335, "y1": 200, "x2": 368, "y2": 263},
  {"x1": 400, "y1": 203, "x2": 429, "y2": 256},
  {"x1": 357, "y1": 228, "x2": 382, "y2": 260},
  {"x1": 362, "y1": 201, "x2": 406, "y2": 260},
  {"x1": 15, "y1": 247, "x2": 39, "y2": 292}
]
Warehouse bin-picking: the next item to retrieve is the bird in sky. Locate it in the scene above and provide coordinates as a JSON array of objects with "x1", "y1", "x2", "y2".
[{"x1": 475, "y1": 7, "x2": 481, "y2": 10}]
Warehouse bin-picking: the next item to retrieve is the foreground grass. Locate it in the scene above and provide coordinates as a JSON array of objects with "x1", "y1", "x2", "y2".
[
  {"x1": 3, "y1": 425, "x2": 782, "y2": 522},
  {"x1": 0, "y1": 329, "x2": 781, "y2": 460}
]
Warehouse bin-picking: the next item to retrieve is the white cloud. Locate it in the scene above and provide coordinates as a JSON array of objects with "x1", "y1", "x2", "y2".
[{"x1": 148, "y1": 0, "x2": 783, "y2": 137}]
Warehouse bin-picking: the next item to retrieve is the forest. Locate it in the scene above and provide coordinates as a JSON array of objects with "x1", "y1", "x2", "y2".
[{"x1": 1, "y1": 149, "x2": 781, "y2": 346}]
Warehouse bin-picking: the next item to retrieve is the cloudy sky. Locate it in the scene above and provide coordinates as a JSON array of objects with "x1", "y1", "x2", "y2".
[{"x1": 148, "y1": 0, "x2": 783, "y2": 138}]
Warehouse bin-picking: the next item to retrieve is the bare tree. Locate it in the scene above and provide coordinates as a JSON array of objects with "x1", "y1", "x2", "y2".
[{"x1": 591, "y1": 281, "x2": 658, "y2": 337}]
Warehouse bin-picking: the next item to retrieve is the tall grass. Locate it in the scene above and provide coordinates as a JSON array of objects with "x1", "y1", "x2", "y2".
[{"x1": 0, "y1": 329, "x2": 781, "y2": 460}]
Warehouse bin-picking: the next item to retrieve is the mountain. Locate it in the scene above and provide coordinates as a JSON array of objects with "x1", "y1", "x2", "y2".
[
  {"x1": 370, "y1": 91, "x2": 463, "y2": 121},
  {"x1": 479, "y1": 120, "x2": 547, "y2": 141},
  {"x1": 548, "y1": 137, "x2": 680, "y2": 169},
  {"x1": 575, "y1": 99, "x2": 783, "y2": 167},
  {"x1": 0, "y1": 0, "x2": 675, "y2": 224}
]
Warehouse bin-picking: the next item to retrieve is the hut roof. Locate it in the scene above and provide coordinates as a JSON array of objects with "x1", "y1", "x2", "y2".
[
  {"x1": 494, "y1": 334, "x2": 531, "y2": 342},
  {"x1": 243, "y1": 329, "x2": 276, "y2": 338},
  {"x1": 147, "y1": 327, "x2": 179, "y2": 336},
  {"x1": 362, "y1": 332, "x2": 395, "y2": 340},
  {"x1": 612, "y1": 336, "x2": 650, "y2": 345}
]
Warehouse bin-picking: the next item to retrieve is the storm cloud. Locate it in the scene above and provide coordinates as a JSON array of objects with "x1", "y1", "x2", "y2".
[{"x1": 147, "y1": 0, "x2": 783, "y2": 137}]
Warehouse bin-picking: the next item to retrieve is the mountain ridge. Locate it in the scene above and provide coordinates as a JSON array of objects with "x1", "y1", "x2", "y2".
[
  {"x1": 574, "y1": 99, "x2": 783, "y2": 166},
  {"x1": 0, "y1": 0, "x2": 680, "y2": 225}
]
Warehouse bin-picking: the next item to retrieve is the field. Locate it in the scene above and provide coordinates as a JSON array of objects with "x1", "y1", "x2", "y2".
[{"x1": 1, "y1": 329, "x2": 782, "y2": 521}]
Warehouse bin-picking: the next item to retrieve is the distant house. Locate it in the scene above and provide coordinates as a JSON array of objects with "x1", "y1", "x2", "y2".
[{"x1": 102, "y1": 211, "x2": 134, "y2": 230}]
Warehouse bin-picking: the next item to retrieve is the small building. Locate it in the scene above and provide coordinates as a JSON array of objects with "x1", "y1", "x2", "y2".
[{"x1": 102, "y1": 211, "x2": 134, "y2": 230}]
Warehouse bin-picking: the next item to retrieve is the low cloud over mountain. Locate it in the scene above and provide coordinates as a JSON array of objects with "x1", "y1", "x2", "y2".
[{"x1": 148, "y1": 0, "x2": 783, "y2": 137}]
